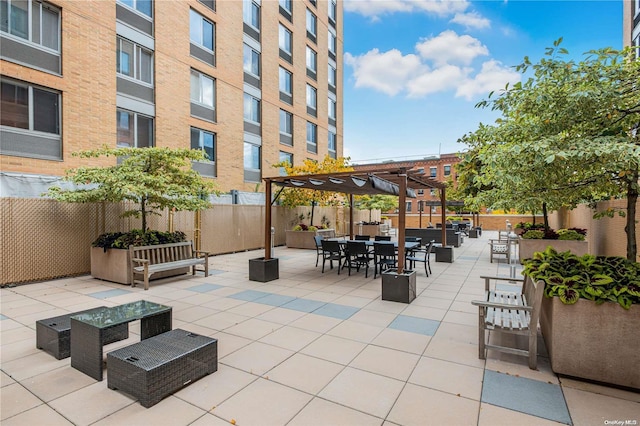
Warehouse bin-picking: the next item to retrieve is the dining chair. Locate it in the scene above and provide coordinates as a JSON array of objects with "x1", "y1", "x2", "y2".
[
  {"x1": 374, "y1": 235, "x2": 391, "y2": 241},
  {"x1": 406, "y1": 240, "x2": 434, "y2": 276},
  {"x1": 373, "y1": 242, "x2": 397, "y2": 278},
  {"x1": 313, "y1": 235, "x2": 324, "y2": 267},
  {"x1": 320, "y1": 239, "x2": 346, "y2": 274},
  {"x1": 354, "y1": 235, "x2": 371, "y2": 241},
  {"x1": 345, "y1": 241, "x2": 371, "y2": 277}
]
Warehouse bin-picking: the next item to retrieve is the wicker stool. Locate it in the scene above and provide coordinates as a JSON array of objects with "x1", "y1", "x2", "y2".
[
  {"x1": 107, "y1": 329, "x2": 218, "y2": 408},
  {"x1": 36, "y1": 307, "x2": 129, "y2": 360}
]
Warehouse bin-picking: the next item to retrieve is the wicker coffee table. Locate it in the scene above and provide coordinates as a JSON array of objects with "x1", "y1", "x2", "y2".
[
  {"x1": 107, "y1": 329, "x2": 218, "y2": 407},
  {"x1": 70, "y1": 300, "x2": 172, "y2": 381}
]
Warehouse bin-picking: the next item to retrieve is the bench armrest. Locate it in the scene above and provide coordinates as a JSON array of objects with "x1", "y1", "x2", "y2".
[
  {"x1": 480, "y1": 275, "x2": 524, "y2": 291},
  {"x1": 131, "y1": 258, "x2": 149, "y2": 265},
  {"x1": 194, "y1": 250, "x2": 210, "y2": 257},
  {"x1": 471, "y1": 300, "x2": 533, "y2": 311}
]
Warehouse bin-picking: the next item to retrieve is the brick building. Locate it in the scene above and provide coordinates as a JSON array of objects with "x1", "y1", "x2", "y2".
[
  {"x1": 1, "y1": 0, "x2": 343, "y2": 194},
  {"x1": 623, "y1": 0, "x2": 639, "y2": 50}
]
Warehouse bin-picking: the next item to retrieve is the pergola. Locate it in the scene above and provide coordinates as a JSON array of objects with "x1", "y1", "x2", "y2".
[{"x1": 262, "y1": 167, "x2": 448, "y2": 275}]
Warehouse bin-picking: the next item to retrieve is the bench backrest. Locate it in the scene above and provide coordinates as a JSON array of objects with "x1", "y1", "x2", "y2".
[
  {"x1": 523, "y1": 275, "x2": 545, "y2": 328},
  {"x1": 129, "y1": 241, "x2": 195, "y2": 265}
]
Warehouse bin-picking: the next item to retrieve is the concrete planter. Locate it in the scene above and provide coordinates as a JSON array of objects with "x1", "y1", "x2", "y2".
[
  {"x1": 540, "y1": 297, "x2": 640, "y2": 390},
  {"x1": 519, "y1": 239, "x2": 588, "y2": 262},
  {"x1": 359, "y1": 224, "x2": 382, "y2": 238},
  {"x1": 249, "y1": 257, "x2": 279, "y2": 282},
  {"x1": 90, "y1": 247, "x2": 188, "y2": 285},
  {"x1": 285, "y1": 231, "x2": 317, "y2": 249},
  {"x1": 435, "y1": 246, "x2": 454, "y2": 263},
  {"x1": 381, "y1": 269, "x2": 416, "y2": 303}
]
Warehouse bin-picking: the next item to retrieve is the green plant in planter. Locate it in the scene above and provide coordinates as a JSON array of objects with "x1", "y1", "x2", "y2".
[
  {"x1": 557, "y1": 229, "x2": 585, "y2": 241},
  {"x1": 522, "y1": 247, "x2": 640, "y2": 309},
  {"x1": 92, "y1": 230, "x2": 186, "y2": 251},
  {"x1": 521, "y1": 230, "x2": 545, "y2": 239}
]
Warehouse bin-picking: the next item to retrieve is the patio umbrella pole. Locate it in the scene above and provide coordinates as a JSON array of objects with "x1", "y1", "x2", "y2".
[
  {"x1": 265, "y1": 179, "x2": 272, "y2": 260},
  {"x1": 397, "y1": 170, "x2": 406, "y2": 273}
]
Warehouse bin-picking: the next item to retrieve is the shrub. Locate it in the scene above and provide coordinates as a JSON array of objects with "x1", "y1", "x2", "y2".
[
  {"x1": 557, "y1": 229, "x2": 586, "y2": 241},
  {"x1": 92, "y1": 230, "x2": 187, "y2": 251},
  {"x1": 522, "y1": 230, "x2": 545, "y2": 239}
]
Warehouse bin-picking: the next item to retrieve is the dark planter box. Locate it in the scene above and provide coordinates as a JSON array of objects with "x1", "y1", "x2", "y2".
[
  {"x1": 249, "y1": 257, "x2": 279, "y2": 282},
  {"x1": 435, "y1": 246, "x2": 454, "y2": 263},
  {"x1": 469, "y1": 228, "x2": 478, "y2": 238},
  {"x1": 381, "y1": 269, "x2": 416, "y2": 303}
]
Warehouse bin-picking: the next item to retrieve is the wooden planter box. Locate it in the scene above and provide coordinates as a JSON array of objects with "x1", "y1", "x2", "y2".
[
  {"x1": 540, "y1": 297, "x2": 640, "y2": 390},
  {"x1": 90, "y1": 247, "x2": 188, "y2": 285},
  {"x1": 519, "y1": 239, "x2": 588, "y2": 262},
  {"x1": 285, "y1": 231, "x2": 317, "y2": 249}
]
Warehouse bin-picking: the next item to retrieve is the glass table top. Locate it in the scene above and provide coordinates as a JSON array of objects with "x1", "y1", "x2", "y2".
[{"x1": 70, "y1": 300, "x2": 171, "y2": 328}]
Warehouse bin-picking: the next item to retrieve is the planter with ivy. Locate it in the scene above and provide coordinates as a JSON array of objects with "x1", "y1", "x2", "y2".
[
  {"x1": 285, "y1": 224, "x2": 333, "y2": 249},
  {"x1": 91, "y1": 230, "x2": 189, "y2": 284},
  {"x1": 523, "y1": 248, "x2": 640, "y2": 389},
  {"x1": 518, "y1": 227, "x2": 588, "y2": 262}
]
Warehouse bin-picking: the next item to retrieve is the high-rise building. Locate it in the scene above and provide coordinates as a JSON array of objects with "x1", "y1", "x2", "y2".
[
  {"x1": 0, "y1": 0, "x2": 343, "y2": 193},
  {"x1": 623, "y1": 0, "x2": 639, "y2": 49}
]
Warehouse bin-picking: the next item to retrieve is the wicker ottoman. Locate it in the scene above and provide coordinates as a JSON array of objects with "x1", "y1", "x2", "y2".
[
  {"x1": 36, "y1": 307, "x2": 129, "y2": 360},
  {"x1": 107, "y1": 329, "x2": 218, "y2": 408}
]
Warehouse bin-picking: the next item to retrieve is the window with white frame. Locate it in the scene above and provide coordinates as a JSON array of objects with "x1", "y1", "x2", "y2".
[
  {"x1": 328, "y1": 30, "x2": 336, "y2": 54},
  {"x1": 189, "y1": 9, "x2": 214, "y2": 52},
  {"x1": 306, "y1": 121, "x2": 317, "y2": 145},
  {"x1": 190, "y1": 69, "x2": 215, "y2": 108},
  {"x1": 278, "y1": 24, "x2": 292, "y2": 54},
  {"x1": 306, "y1": 46, "x2": 317, "y2": 73},
  {"x1": 117, "y1": 0, "x2": 152, "y2": 17},
  {"x1": 243, "y1": 93, "x2": 260, "y2": 123},
  {"x1": 406, "y1": 202, "x2": 412, "y2": 212},
  {"x1": 279, "y1": 66, "x2": 292, "y2": 95},
  {"x1": 243, "y1": 44, "x2": 260, "y2": 77},
  {"x1": 279, "y1": 109, "x2": 292, "y2": 136},
  {"x1": 243, "y1": 142, "x2": 260, "y2": 170},
  {"x1": 444, "y1": 165, "x2": 451, "y2": 176},
  {"x1": 328, "y1": 98, "x2": 336, "y2": 120},
  {"x1": 328, "y1": 64, "x2": 337, "y2": 87},
  {"x1": 430, "y1": 188, "x2": 436, "y2": 196},
  {"x1": 306, "y1": 84, "x2": 317, "y2": 111},
  {"x1": 279, "y1": 0, "x2": 292, "y2": 13},
  {"x1": 243, "y1": 0, "x2": 260, "y2": 30},
  {"x1": 117, "y1": 37, "x2": 153, "y2": 85},
  {"x1": 190, "y1": 127, "x2": 215, "y2": 162},
  {"x1": 328, "y1": 131, "x2": 336, "y2": 152},
  {"x1": 116, "y1": 109, "x2": 153, "y2": 147},
  {"x1": 306, "y1": 9, "x2": 316, "y2": 37},
  {"x1": 328, "y1": 0, "x2": 336, "y2": 22},
  {"x1": 430, "y1": 167, "x2": 436, "y2": 177},
  {"x1": 1, "y1": 78, "x2": 60, "y2": 135},
  {"x1": 1, "y1": 0, "x2": 60, "y2": 51}
]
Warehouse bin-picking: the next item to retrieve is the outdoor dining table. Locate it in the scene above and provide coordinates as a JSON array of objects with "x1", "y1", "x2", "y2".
[{"x1": 70, "y1": 300, "x2": 172, "y2": 381}]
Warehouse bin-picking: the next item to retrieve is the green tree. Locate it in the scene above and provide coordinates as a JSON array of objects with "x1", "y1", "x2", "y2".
[
  {"x1": 46, "y1": 146, "x2": 218, "y2": 232},
  {"x1": 355, "y1": 194, "x2": 398, "y2": 221},
  {"x1": 457, "y1": 40, "x2": 640, "y2": 260}
]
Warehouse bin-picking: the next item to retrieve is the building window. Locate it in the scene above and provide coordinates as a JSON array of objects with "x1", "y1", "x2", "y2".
[
  {"x1": 243, "y1": 44, "x2": 260, "y2": 77},
  {"x1": 278, "y1": 24, "x2": 292, "y2": 55},
  {"x1": 430, "y1": 189, "x2": 436, "y2": 196},
  {"x1": 279, "y1": 0, "x2": 292, "y2": 13},
  {"x1": 306, "y1": 46, "x2": 317, "y2": 73},
  {"x1": 190, "y1": 69, "x2": 215, "y2": 108},
  {"x1": 117, "y1": 37, "x2": 153, "y2": 85},
  {"x1": 243, "y1": 93, "x2": 260, "y2": 123},
  {"x1": 306, "y1": 121, "x2": 317, "y2": 151},
  {"x1": 190, "y1": 127, "x2": 215, "y2": 162},
  {"x1": 117, "y1": 109, "x2": 153, "y2": 147},
  {"x1": 328, "y1": 0, "x2": 336, "y2": 22},
  {"x1": 328, "y1": 30, "x2": 336, "y2": 55},
  {"x1": 418, "y1": 189, "x2": 424, "y2": 196},
  {"x1": 279, "y1": 151, "x2": 293, "y2": 175},
  {"x1": 1, "y1": 0, "x2": 60, "y2": 51},
  {"x1": 1, "y1": 79, "x2": 59, "y2": 134},
  {"x1": 306, "y1": 9, "x2": 316, "y2": 38},
  {"x1": 328, "y1": 64, "x2": 337, "y2": 87},
  {"x1": 244, "y1": 142, "x2": 260, "y2": 170},
  {"x1": 306, "y1": 84, "x2": 317, "y2": 111},
  {"x1": 243, "y1": 0, "x2": 260, "y2": 30},
  {"x1": 117, "y1": 0, "x2": 152, "y2": 17},
  {"x1": 406, "y1": 202, "x2": 412, "y2": 213},
  {"x1": 279, "y1": 109, "x2": 292, "y2": 136},
  {"x1": 190, "y1": 9, "x2": 214, "y2": 52},
  {"x1": 444, "y1": 165, "x2": 451, "y2": 176},
  {"x1": 279, "y1": 67, "x2": 292, "y2": 95},
  {"x1": 328, "y1": 131, "x2": 336, "y2": 156},
  {"x1": 430, "y1": 167, "x2": 437, "y2": 178},
  {"x1": 328, "y1": 98, "x2": 336, "y2": 120}
]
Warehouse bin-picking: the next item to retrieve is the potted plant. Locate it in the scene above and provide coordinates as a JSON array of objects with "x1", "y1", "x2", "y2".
[
  {"x1": 522, "y1": 247, "x2": 640, "y2": 389},
  {"x1": 285, "y1": 223, "x2": 324, "y2": 249},
  {"x1": 518, "y1": 226, "x2": 588, "y2": 262},
  {"x1": 46, "y1": 147, "x2": 217, "y2": 284}
]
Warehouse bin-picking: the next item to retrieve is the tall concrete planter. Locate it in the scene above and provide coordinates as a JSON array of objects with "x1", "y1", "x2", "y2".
[
  {"x1": 519, "y1": 239, "x2": 588, "y2": 262},
  {"x1": 285, "y1": 231, "x2": 317, "y2": 249},
  {"x1": 90, "y1": 247, "x2": 188, "y2": 285},
  {"x1": 540, "y1": 297, "x2": 640, "y2": 390}
]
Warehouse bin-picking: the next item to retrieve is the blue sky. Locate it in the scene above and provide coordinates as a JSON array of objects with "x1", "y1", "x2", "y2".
[{"x1": 341, "y1": 0, "x2": 624, "y2": 163}]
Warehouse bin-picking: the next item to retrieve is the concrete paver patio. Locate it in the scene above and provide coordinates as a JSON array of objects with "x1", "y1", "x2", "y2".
[{"x1": 1, "y1": 232, "x2": 639, "y2": 425}]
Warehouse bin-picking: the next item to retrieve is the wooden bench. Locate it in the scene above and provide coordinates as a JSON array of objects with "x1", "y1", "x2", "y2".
[
  {"x1": 471, "y1": 275, "x2": 545, "y2": 369},
  {"x1": 130, "y1": 241, "x2": 209, "y2": 290}
]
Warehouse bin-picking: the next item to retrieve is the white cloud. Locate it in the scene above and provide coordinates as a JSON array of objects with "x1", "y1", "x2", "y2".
[
  {"x1": 455, "y1": 60, "x2": 520, "y2": 100},
  {"x1": 345, "y1": 31, "x2": 521, "y2": 101},
  {"x1": 345, "y1": 49, "x2": 424, "y2": 96},
  {"x1": 450, "y1": 11, "x2": 491, "y2": 30},
  {"x1": 415, "y1": 30, "x2": 489, "y2": 66},
  {"x1": 344, "y1": 0, "x2": 469, "y2": 19}
]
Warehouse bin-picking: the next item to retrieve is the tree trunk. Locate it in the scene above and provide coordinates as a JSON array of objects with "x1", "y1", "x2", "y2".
[
  {"x1": 542, "y1": 202, "x2": 549, "y2": 231},
  {"x1": 141, "y1": 197, "x2": 147, "y2": 232},
  {"x1": 625, "y1": 171, "x2": 638, "y2": 261}
]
